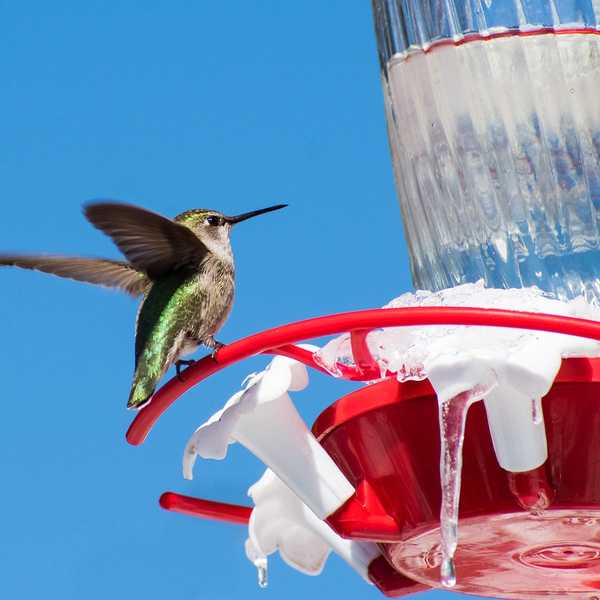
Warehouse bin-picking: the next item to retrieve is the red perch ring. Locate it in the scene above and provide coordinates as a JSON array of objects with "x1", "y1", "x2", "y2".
[{"x1": 127, "y1": 307, "x2": 600, "y2": 445}]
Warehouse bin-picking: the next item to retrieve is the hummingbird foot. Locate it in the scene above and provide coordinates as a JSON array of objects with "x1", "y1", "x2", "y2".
[
  {"x1": 175, "y1": 359, "x2": 196, "y2": 381},
  {"x1": 204, "y1": 336, "x2": 225, "y2": 359}
]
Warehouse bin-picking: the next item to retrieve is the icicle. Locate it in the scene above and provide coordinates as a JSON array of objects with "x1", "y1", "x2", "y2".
[
  {"x1": 245, "y1": 539, "x2": 269, "y2": 589},
  {"x1": 256, "y1": 557, "x2": 268, "y2": 588},
  {"x1": 440, "y1": 554, "x2": 456, "y2": 588},
  {"x1": 438, "y1": 387, "x2": 482, "y2": 587}
]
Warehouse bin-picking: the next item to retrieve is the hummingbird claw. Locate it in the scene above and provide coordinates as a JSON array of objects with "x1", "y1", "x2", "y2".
[
  {"x1": 175, "y1": 359, "x2": 196, "y2": 381},
  {"x1": 204, "y1": 337, "x2": 225, "y2": 359}
]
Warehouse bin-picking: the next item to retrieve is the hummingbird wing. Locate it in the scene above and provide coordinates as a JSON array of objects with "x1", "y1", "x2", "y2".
[
  {"x1": 0, "y1": 255, "x2": 149, "y2": 297},
  {"x1": 84, "y1": 202, "x2": 208, "y2": 279}
]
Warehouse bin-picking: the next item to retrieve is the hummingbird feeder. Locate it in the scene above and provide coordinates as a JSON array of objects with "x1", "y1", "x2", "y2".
[{"x1": 127, "y1": 1, "x2": 600, "y2": 598}]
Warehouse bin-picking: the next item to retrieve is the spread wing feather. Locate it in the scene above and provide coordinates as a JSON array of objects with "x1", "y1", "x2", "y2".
[
  {"x1": 0, "y1": 255, "x2": 149, "y2": 297},
  {"x1": 84, "y1": 202, "x2": 208, "y2": 279}
]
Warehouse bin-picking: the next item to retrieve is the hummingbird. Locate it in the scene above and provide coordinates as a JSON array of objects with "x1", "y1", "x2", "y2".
[{"x1": 0, "y1": 201, "x2": 287, "y2": 408}]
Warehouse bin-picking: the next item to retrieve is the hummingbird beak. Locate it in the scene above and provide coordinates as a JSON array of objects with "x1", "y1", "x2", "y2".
[{"x1": 224, "y1": 204, "x2": 287, "y2": 225}]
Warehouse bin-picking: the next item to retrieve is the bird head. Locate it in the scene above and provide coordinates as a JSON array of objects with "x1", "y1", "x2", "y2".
[{"x1": 175, "y1": 204, "x2": 287, "y2": 250}]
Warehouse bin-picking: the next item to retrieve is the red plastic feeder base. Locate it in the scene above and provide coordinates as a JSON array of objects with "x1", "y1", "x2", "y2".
[{"x1": 313, "y1": 357, "x2": 600, "y2": 598}]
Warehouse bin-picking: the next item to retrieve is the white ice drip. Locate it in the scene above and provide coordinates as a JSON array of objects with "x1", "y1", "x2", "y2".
[
  {"x1": 244, "y1": 469, "x2": 380, "y2": 584},
  {"x1": 183, "y1": 347, "x2": 355, "y2": 521},
  {"x1": 316, "y1": 281, "x2": 600, "y2": 586}
]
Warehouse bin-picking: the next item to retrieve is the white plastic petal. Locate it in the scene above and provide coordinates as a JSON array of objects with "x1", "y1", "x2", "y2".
[
  {"x1": 183, "y1": 353, "x2": 311, "y2": 480},
  {"x1": 247, "y1": 470, "x2": 379, "y2": 580},
  {"x1": 184, "y1": 347, "x2": 355, "y2": 519}
]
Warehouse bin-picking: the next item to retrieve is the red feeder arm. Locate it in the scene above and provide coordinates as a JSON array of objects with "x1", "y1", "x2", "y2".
[
  {"x1": 127, "y1": 307, "x2": 600, "y2": 445},
  {"x1": 126, "y1": 308, "x2": 600, "y2": 598},
  {"x1": 159, "y1": 492, "x2": 252, "y2": 525}
]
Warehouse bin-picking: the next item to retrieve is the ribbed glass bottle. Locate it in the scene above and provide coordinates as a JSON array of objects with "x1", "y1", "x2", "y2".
[{"x1": 373, "y1": 0, "x2": 600, "y2": 302}]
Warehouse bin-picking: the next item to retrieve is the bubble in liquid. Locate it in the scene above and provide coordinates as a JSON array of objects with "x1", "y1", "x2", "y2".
[{"x1": 531, "y1": 398, "x2": 543, "y2": 425}]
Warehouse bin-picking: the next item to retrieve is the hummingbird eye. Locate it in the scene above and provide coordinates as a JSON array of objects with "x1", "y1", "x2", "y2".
[{"x1": 206, "y1": 216, "x2": 221, "y2": 226}]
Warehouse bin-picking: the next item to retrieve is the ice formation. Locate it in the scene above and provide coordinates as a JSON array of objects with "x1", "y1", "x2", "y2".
[
  {"x1": 245, "y1": 469, "x2": 380, "y2": 586},
  {"x1": 316, "y1": 281, "x2": 600, "y2": 586},
  {"x1": 316, "y1": 281, "x2": 600, "y2": 384}
]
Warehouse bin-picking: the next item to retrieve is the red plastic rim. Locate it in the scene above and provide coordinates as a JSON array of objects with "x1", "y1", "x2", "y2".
[
  {"x1": 126, "y1": 307, "x2": 600, "y2": 446},
  {"x1": 411, "y1": 27, "x2": 600, "y2": 58},
  {"x1": 311, "y1": 356, "x2": 600, "y2": 441}
]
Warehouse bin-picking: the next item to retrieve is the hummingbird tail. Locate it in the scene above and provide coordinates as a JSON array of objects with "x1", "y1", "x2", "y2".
[{"x1": 127, "y1": 376, "x2": 156, "y2": 410}]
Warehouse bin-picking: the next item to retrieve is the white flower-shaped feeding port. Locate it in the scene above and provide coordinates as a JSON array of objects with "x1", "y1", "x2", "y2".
[
  {"x1": 244, "y1": 469, "x2": 379, "y2": 587},
  {"x1": 184, "y1": 346, "x2": 355, "y2": 529}
]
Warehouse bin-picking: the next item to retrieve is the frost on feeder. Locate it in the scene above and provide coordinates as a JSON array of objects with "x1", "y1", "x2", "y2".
[{"x1": 126, "y1": 1, "x2": 600, "y2": 598}]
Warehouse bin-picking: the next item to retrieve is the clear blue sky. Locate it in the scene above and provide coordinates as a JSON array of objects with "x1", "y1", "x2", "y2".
[{"x1": 1, "y1": 2, "x2": 465, "y2": 599}]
